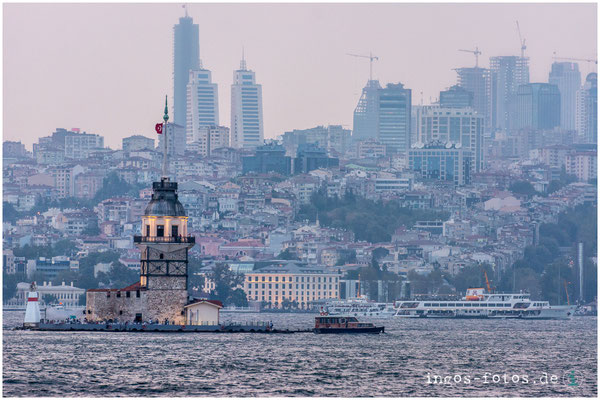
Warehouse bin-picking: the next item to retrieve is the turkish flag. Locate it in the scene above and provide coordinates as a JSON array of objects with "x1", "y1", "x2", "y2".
[{"x1": 155, "y1": 123, "x2": 163, "y2": 134}]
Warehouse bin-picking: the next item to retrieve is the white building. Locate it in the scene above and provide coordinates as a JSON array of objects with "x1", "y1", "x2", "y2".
[
  {"x1": 12, "y1": 282, "x2": 85, "y2": 308},
  {"x1": 64, "y1": 131, "x2": 104, "y2": 159},
  {"x1": 415, "y1": 106, "x2": 484, "y2": 172},
  {"x1": 565, "y1": 151, "x2": 597, "y2": 182},
  {"x1": 188, "y1": 125, "x2": 229, "y2": 157},
  {"x1": 157, "y1": 123, "x2": 186, "y2": 158},
  {"x1": 231, "y1": 57, "x2": 263, "y2": 149},
  {"x1": 186, "y1": 67, "x2": 219, "y2": 145}
]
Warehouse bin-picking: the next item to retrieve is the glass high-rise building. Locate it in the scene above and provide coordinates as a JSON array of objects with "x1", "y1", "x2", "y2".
[
  {"x1": 439, "y1": 85, "x2": 474, "y2": 109},
  {"x1": 378, "y1": 83, "x2": 411, "y2": 154},
  {"x1": 352, "y1": 80, "x2": 381, "y2": 142},
  {"x1": 455, "y1": 67, "x2": 490, "y2": 129},
  {"x1": 576, "y1": 73, "x2": 598, "y2": 144},
  {"x1": 514, "y1": 83, "x2": 561, "y2": 130},
  {"x1": 173, "y1": 14, "x2": 200, "y2": 127},
  {"x1": 548, "y1": 62, "x2": 581, "y2": 131},
  {"x1": 489, "y1": 56, "x2": 529, "y2": 131},
  {"x1": 231, "y1": 58, "x2": 263, "y2": 149},
  {"x1": 186, "y1": 66, "x2": 219, "y2": 145}
]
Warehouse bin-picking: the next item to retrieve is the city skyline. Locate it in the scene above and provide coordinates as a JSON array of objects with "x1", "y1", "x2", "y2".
[{"x1": 3, "y1": 2, "x2": 597, "y2": 149}]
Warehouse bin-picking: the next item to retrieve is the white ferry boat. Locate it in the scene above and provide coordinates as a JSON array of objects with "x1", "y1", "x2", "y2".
[
  {"x1": 324, "y1": 297, "x2": 396, "y2": 318},
  {"x1": 394, "y1": 288, "x2": 575, "y2": 320}
]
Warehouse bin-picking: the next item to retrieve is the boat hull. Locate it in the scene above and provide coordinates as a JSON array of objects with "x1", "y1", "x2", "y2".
[{"x1": 313, "y1": 326, "x2": 384, "y2": 334}]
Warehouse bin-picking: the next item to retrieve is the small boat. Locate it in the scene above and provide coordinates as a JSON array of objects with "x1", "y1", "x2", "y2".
[{"x1": 313, "y1": 314, "x2": 384, "y2": 334}]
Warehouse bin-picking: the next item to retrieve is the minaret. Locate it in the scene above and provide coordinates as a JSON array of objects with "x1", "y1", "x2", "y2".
[{"x1": 132, "y1": 99, "x2": 195, "y2": 324}]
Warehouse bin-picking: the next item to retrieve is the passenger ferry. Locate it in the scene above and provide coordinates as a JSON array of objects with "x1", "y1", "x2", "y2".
[
  {"x1": 314, "y1": 315, "x2": 385, "y2": 334},
  {"x1": 324, "y1": 296, "x2": 396, "y2": 318},
  {"x1": 394, "y1": 288, "x2": 575, "y2": 320}
]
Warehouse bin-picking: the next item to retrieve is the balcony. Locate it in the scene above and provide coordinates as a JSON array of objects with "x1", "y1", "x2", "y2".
[{"x1": 133, "y1": 235, "x2": 195, "y2": 244}]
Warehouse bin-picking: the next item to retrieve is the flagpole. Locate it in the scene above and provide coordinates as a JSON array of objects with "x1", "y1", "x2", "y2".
[{"x1": 162, "y1": 95, "x2": 169, "y2": 179}]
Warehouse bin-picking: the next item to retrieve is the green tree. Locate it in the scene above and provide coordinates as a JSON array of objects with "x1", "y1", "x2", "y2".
[
  {"x1": 3, "y1": 272, "x2": 25, "y2": 302},
  {"x1": 3, "y1": 202, "x2": 20, "y2": 224},
  {"x1": 277, "y1": 248, "x2": 299, "y2": 260},
  {"x1": 509, "y1": 181, "x2": 540, "y2": 197},
  {"x1": 209, "y1": 263, "x2": 245, "y2": 306}
]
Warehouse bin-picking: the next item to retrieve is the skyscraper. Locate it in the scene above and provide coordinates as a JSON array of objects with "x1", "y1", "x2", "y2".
[
  {"x1": 514, "y1": 83, "x2": 561, "y2": 130},
  {"x1": 455, "y1": 67, "x2": 490, "y2": 129},
  {"x1": 231, "y1": 57, "x2": 264, "y2": 149},
  {"x1": 576, "y1": 73, "x2": 598, "y2": 143},
  {"x1": 489, "y1": 56, "x2": 529, "y2": 131},
  {"x1": 173, "y1": 13, "x2": 200, "y2": 127},
  {"x1": 186, "y1": 65, "x2": 219, "y2": 145},
  {"x1": 352, "y1": 80, "x2": 381, "y2": 142},
  {"x1": 378, "y1": 83, "x2": 412, "y2": 154},
  {"x1": 439, "y1": 85, "x2": 474, "y2": 109},
  {"x1": 548, "y1": 62, "x2": 581, "y2": 131}
]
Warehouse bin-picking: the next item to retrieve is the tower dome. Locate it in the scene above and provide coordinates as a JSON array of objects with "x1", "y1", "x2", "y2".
[{"x1": 144, "y1": 178, "x2": 186, "y2": 217}]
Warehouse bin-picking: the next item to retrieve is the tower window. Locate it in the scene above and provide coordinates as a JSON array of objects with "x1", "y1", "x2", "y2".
[
  {"x1": 157, "y1": 225, "x2": 164, "y2": 237},
  {"x1": 160, "y1": 253, "x2": 164, "y2": 259},
  {"x1": 172, "y1": 225, "x2": 179, "y2": 237},
  {"x1": 146, "y1": 225, "x2": 150, "y2": 237},
  {"x1": 136, "y1": 290, "x2": 141, "y2": 298}
]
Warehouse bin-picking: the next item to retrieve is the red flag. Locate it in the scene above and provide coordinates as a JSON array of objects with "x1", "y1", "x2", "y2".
[{"x1": 155, "y1": 123, "x2": 163, "y2": 134}]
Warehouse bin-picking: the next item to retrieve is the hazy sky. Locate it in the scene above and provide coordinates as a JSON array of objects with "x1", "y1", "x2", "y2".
[{"x1": 3, "y1": 2, "x2": 597, "y2": 150}]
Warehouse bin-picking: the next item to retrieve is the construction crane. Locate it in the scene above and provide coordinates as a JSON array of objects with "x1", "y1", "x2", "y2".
[
  {"x1": 553, "y1": 56, "x2": 598, "y2": 65},
  {"x1": 483, "y1": 270, "x2": 492, "y2": 293},
  {"x1": 347, "y1": 52, "x2": 379, "y2": 81},
  {"x1": 564, "y1": 280, "x2": 571, "y2": 306},
  {"x1": 458, "y1": 46, "x2": 482, "y2": 68},
  {"x1": 515, "y1": 20, "x2": 527, "y2": 58}
]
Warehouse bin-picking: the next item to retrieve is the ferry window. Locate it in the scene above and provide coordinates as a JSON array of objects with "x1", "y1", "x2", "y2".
[
  {"x1": 464, "y1": 303, "x2": 471, "y2": 307},
  {"x1": 447, "y1": 303, "x2": 455, "y2": 307},
  {"x1": 504, "y1": 303, "x2": 510, "y2": 307},
  {"x1": 424, "y1": 303, "x2": 431, "y2": 306}
]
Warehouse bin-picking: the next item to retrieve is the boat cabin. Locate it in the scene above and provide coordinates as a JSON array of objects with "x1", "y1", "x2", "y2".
[{"x1": 315, "y1": 316, "x2": 374, "y2": 329}]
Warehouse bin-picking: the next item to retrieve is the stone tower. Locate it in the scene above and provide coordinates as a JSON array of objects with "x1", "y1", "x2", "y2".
[
  {"x1": 86, "y1": 97, "x2": 195, "y2": 324},
  {"x1": 133, "y1": 177, "x2": 195, "y2": 324}
]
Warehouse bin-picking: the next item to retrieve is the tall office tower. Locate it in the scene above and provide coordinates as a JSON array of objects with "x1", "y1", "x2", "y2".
[
  {"x1": 439, "y1": 85, "x2": 474, "y2": 108},
  {"x1": 186, "y1": 66, "x2": 219, "y2": 145},
  {"x1": 489, "y1": 56, "x2": 529, "y2": 131},
  {"x1": 416, "y1": 106, "x2": 484, "y2": 172},
  {"x1": 377, "y1": 83, "x2": 412, "y2": 154},
  {"x1": 514, "y1": 83, "x2": 561, "y2": 130},
  {"x1": 548, "y1": 62, "x2": 581, "y2": 131},
  {"x1": 576, "y1": 73, "x2": 598, "y2": 143},
  {"x1": 455, "y1": 67, "x2": 491, "y2": 128},
  {"x1": 352, "y1": 80, "x2": 382, "y2": 142},
  {"x1": 173, "y1": 12, "x2": 200, "y2": 126},
  {"x1": 231, "y1": 57, "x2": 264, "y2": 149}
]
